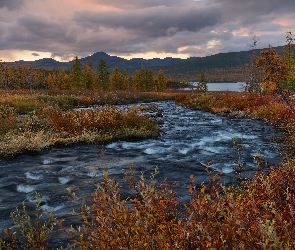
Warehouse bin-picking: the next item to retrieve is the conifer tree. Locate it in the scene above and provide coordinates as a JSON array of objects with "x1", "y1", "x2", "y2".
[
  {"x1": 83, "y1": 61, "x2": 95, "y2": 89},
  {"x1": 95, "y1": 58, "x2": 110, "y2": 90},
  {"x1": 156, "y1": 70, "x2": 167, "y2": 91},
  {"x1": 145, "y1": 68, "x2": 154, "y2": 91},
  {"x1": 133, "y1": 70, "x2": 141, "y2": 91},
  {"x1": 110, "y1": 66, "x2": 123, "y2": 90},
  {"x1": 121, "y1": 69, "x2": 129, "y2": 90},
  {"x1": 196, "y1": 70, "x2": 208, "y2": 92},
  {"x1": 138, "y1": 66, "x2": 154, "y2": 91},
  {"x1": 70, "y1": 56, "x2": 84, "y2": 89},
  {"x1": 61, "y1": 72, "x2": 71, "y2": 90}
]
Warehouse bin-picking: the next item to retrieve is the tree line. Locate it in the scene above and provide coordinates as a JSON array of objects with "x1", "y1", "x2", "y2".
[{"x1": 0, "y1": 57, "x2": 167, "y2": 92}]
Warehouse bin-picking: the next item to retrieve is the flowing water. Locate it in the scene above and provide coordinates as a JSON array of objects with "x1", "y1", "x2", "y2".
[{"x1": 0, "y1": 101, "x2": 281, "y2": 246}]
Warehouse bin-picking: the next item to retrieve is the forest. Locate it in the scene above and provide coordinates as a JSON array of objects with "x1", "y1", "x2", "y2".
[{"x1": 0, "y1": 57, "x2": 168, "y2": 92}]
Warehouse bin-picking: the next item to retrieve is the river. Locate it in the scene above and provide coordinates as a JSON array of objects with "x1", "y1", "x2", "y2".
[{"x1": 0, "y1": 101, "x2": 281, "y2": 247}]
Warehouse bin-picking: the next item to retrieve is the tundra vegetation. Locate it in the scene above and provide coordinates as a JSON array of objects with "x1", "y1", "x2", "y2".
[
  {"x1": 1, "y1": 32, "x2": 295, "y2": 249},
  {"x1": 0, "y1": 90, "x2": 177, "y2": 158}
]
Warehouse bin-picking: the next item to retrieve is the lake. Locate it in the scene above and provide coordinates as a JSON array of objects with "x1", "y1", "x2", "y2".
[{"x1": 181, "y1": 82, "x2": 245, "y2": 92}]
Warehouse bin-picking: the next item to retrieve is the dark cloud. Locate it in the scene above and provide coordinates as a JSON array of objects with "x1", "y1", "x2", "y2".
[
  {"x1": 75, "y1": 5, "x2": 220, "y2": 38},
  {"x1": 31, "y1": 52, "x2": 40, "y2": 56},
  {"x1": 216, "y1": 0, "x2": 295, "y2": 12},
  {"x1": 89, "y1": 0, "x2": 181, "y2": 9},
  {"x1": 213, "y1": 0, "x2": 295, "y2": 25},
  {"x1": 0, "y1": 14, "x2": 76, "y2": 54},
  {"x1": 0, "y1": 0, "x2": 24, "y2": 11},
  {"x1": 0, "y1": 0, "x2": 294, "y2": 61},
  {"x1": 18, "y1": 15, "x2": 70, "y2": 41}
]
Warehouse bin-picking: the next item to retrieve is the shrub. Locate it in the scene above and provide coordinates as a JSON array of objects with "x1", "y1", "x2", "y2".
[
  {"x1": 2, "y1": 163, "x2": 295, "y2": 249},
  {"x1": 0, "y1": 105, "x2": 17, "y2": 135},
  {"x1": 0, "y1": 194, "x2": 60, "y2": 250}
]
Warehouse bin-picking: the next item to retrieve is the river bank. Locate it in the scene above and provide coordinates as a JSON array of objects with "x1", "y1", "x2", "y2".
[
  {"x1": 1, "y1": 91, "x2": 295, "y2": 249},
  {"x1": 0, "y1": 90, "x2": 177, "y2": 158},
  {"x1": 176, "y1": 92, "x2": 295, "y2": 160}
]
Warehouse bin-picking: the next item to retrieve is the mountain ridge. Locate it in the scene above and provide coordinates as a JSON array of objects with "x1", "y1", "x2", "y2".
[
  {"x1": 4, "y1": 46, "x2": 294, "y2": 82},
  {"x1": 5, "y1": 51, "x2": 196, "y2": 70}
]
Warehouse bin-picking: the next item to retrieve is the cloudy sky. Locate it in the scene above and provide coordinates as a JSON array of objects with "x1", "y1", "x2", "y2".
[{"x1": 0, "y1": 0, "x2": 294, "y2": 62}]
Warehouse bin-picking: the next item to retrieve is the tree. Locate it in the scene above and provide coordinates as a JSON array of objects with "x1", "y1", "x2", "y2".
[
  {"x1": 70, "y1": 56, "x2": 84, "y2": 89},
  {"x1": 8, "y1": 65, "x2": 26, "y2": 89},
  {"x1": 34, "y1": 67, "x2": 47, "y2": 89},
  {"x1": 256, "y1": 45, "x2": 293, "y2": 111},
  {"x1": 256, "y1": 45, "x2": 288, "y2": 94},
  {"x1": 136, "y1": 66, "x2": 154, "y2": 91},
  {"x1": 95, "y1": 58, "x2": 110, "y2": 90},
  {"x1": 0, "y1": 60, "x2": 8, "y2": 89},
  {"x1": 244, "y1": 35, "x2": 262, "y2": 94},
  {"x1": 196, "y1": 70, "x2": 208, "y2": 92},
  {"x1": 83, "y1": 61, "x2": 95, "y2": 89},
  {"x1": 46, "y1": 73, "x2": 56, "y2": 89},
  {"x1": 61, "y1": 72, "x2": 71, "y2": 90},
  {"x1": 283, "y1": 31, "x2": 295, "y2": 90},
  {"x1": 133, "y1": 70, "x2": 141, "y2": 91},
  {"x1": 121, "y1": 69, "x2": 129, "y2": 90},
  {"x1": 156, "y1": 70, "x2": 167, "y2": 92},
  {"x1": 24, "y1": 64, "x2": 35, "y2": 90},
  {"x1": 145, "y1": 68, "x2": 154, "y2": 91},
  {"x1": 110, "y1": 66, "x2": 124, "y2": 90}
]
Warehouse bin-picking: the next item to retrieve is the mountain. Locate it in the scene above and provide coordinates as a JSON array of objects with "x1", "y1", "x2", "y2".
[
  {"x1": 5, "y1": 46, "x2": 294, "y2": 82},
  {"x1": 5, "y1": 52, "x2": 195, "y2": 72}
]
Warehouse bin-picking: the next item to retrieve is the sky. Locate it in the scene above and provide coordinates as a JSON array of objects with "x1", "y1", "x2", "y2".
[{"x1": 0, "y1": 0, "x2": 294, "y2": 62}]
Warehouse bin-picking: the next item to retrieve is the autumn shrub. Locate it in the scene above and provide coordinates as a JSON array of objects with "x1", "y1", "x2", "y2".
[
  {"x1": 0, "y1": 90, "x2": 169, "y2": 157},
  {"x1": 180, "y1": 93, "x2": 213, "y2": 111},
  {"x1": 0, "y1": 105, "x2": 17, "y2": 135},
  {"x1": 252, "y1": 102, "x2": 295, "y2": 128},
  {"x1": 0, "y1": 103, "x2": 161, "y2": 157},
  {"x1": 0, "y1": 194, "x2": 60, "y2": 250},
  {"x1": 3, "y1": 90, "x2": 295, "y2": 248},
  {"x1": 0, "y1": 130, "x2": 55, "y2": 157},
  {"x1": 2, "y1": 162, "x2": 295, "y2": 249},
  {"x1": 12, "y1": 97, "x2": 39, "y2": 114},
  {"x1": 63, "y1": 169, "x2": 180, "y2": 250},
  {"x1": 177, "y1": 92, "x2": 294, "y2": 124},
  {"x1": 19, "y1": 112, "x2": 52, "y2": 133},
  {"x1": 0, "y1": 89, "x2": 178, "y2": 113},
  {"x1": 49, "y1": 106, "x2": 121, "y2": 135},
  {"x1": 36, "y1": 94, "x2": 78, "y2": 110},
  {"x1": 48, "y1": 105, "x2": 160, "y2": 138}
]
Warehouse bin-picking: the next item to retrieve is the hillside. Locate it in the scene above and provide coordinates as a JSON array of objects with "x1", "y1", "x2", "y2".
[
  {"x1": 159, "y1": 46, "x2": 295, "y2": 82},
  {"x1": 159, "y1": 50, "x2": 253, "y2": 81}
]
